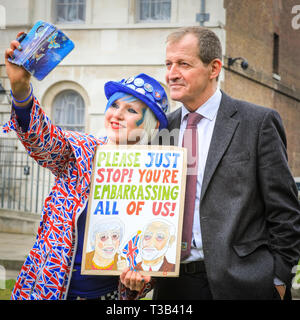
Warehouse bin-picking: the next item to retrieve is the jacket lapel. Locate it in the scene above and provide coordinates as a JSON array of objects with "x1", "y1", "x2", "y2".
[
  {"x1": 166, "y1": 95, "x2": 239, "y2": 201},
  {"x1": 167, "y1": 107, "x2": 182, "y2": 146},
  {"x1": 200, "y1": 92, "x2": 239, "y2": 201}
]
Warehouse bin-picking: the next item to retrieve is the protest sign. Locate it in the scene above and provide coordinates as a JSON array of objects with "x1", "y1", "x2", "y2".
[{"x1": 81, "y1": 145, "x2": 187, "y2": 277}]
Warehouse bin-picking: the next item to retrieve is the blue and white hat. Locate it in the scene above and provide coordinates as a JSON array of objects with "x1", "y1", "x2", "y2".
[{"x1": 104, "y1": 73, "x2": 169, "y2": 130}]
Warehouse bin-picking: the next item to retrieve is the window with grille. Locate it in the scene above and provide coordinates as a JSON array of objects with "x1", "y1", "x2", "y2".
[
  {"x1": 138, "y1": 0, "x2": 171, "y2": 22},
  {"x1": 56, "y1": 0, "x2": 86, "y2": 23},
  {"x1": 53, "y1": 90, "x2": 85, "y2": 132}
]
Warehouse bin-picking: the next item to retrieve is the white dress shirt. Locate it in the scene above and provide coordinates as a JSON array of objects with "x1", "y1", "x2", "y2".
[{"x1": 178, "y1": 89, "x2": 222, "y2": 263}]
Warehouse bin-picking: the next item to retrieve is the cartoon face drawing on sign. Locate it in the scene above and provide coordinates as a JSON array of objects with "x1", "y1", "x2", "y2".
[
  {"x1": 81, "y1": 145, "x2": 187, "y2": 277},
  {"x1": 85, "y1": 218, "x2": 126, "y2": 271},
  {"x1": 135, "y1": 219, "x2": 176, "y2": 272}
]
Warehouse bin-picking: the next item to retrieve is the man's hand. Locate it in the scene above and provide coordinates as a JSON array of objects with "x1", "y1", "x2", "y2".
[
  {"x1": 120, "y1": 267, "x2": 151, "y2": 292},
  {"x1": 4, "y1": 31, "x2": 32, "y2": 106}
]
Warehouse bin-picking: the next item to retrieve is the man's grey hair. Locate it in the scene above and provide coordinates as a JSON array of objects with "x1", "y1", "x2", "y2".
[{"x1": 166, "y1": 26, "x2": 222, "y2": 65}]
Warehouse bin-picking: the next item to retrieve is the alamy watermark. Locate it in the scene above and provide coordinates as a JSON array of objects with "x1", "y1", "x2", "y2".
[
  {"x1": 0, "y1": 5, "x2": 6, "y2": 29},
  {"x1": 292, "y1": 5, "x2": 300, "y2": 30}
]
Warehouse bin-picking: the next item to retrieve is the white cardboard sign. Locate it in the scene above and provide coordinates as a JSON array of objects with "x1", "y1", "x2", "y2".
[{"x1": 82, "y1": 145, "x2": 187, "y2": 277}]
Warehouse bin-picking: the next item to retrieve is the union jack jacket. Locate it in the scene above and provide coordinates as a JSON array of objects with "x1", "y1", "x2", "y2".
[{"x1": 3, "y1": 97, "x2": 106, "y2": 299}]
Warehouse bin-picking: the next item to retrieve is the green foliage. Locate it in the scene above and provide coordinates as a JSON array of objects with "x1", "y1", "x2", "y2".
[
  {"x1": 0, "y1": 279, "x2": 15, "y2": 300},
  {"x1": 295, "y1": 260, "x2": 300, "y2": 284}
]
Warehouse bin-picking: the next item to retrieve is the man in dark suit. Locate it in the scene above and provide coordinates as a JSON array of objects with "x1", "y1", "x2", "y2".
[{"x1": 120, "y1": 26, "x2": 300, "y2": 300}]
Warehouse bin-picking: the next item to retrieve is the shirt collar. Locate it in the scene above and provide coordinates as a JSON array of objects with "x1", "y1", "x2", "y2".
[{"x1": 181, "y1": 88, "x2": 222, "y2": 122}]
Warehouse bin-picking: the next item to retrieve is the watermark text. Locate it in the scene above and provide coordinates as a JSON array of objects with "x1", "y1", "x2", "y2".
[{"x1": 292, "y1": 5, "x2": 300, "y2": 30}]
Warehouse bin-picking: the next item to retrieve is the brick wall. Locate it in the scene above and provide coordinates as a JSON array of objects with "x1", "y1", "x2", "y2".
[{"x1": 222, "y1": 0, "x2": 300, "y2": 176}]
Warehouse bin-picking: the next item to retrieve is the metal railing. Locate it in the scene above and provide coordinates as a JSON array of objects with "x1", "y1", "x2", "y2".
[{"x1": 0, "y1": 137, "x2": 55, "y2": 214}]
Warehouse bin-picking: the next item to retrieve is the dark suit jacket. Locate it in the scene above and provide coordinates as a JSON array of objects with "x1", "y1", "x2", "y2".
[{"x1": 154, "y1": 91, "x2": 300, "y2": 299}]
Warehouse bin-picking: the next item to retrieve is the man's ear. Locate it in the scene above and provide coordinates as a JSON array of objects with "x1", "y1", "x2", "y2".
[{"x1": 209, "y1": 58, "x2": 222, "y2": 80}]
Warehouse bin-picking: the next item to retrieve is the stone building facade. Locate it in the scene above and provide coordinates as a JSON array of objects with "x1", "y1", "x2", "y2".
[{"x1": 0, "y1": 0, "x2": 225, "y2": 137}]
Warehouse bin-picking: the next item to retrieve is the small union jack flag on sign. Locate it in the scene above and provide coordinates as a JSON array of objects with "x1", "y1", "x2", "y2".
[{"x1": 122, "y1": 230, "x2": 141, "y2": 270}]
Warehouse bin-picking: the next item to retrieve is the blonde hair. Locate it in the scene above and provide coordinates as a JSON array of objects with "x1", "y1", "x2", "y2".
[{"x1": 136, "y1": 107, "x2": 159, "y2": 145}]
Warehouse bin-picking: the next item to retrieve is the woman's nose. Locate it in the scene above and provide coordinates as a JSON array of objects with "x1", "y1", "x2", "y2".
[{"x1": 113, "y1": 107, "x2": 124, "y2": 119}]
